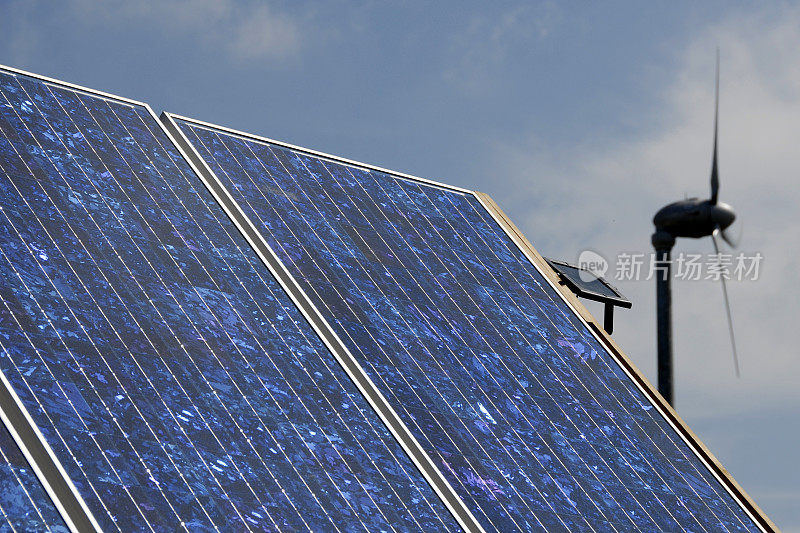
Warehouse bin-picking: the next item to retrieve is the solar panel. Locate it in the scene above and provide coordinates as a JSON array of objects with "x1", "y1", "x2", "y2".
[
  {"x1": 170, "y1": 115, "x2": 764, "y2": 532},
  {"x1": 0, "y1": 67, "x2": 458, "y2": 531},
  {"x1": 545, "y1": 259, "x2": 629, "y2": 306},
  {"x1": 0, "y1": 412, "x2": 67, "y2": 531}
]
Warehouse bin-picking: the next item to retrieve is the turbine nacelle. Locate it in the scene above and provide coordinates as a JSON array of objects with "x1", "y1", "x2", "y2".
[{"x1": 653, "y1": 198, "x2": 735, "y2": 239}]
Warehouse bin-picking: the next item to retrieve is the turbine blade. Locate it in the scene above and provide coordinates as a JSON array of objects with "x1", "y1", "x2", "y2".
[
  {"x1": 712, "y1": 230, "x2": 741, "y2": 377},
  {"x1": 710, "y1": 49, "x2": 720, "y2": 205}
]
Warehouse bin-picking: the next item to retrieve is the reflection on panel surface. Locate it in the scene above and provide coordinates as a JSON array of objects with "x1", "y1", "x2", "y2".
[
  {"x1": 177, "y1": 118, "x2": 760, "y2": 532},
  {"x1": 0, "y1": 416, "x2": 67, "y2": 532},
  {"x1": 0, "y1": 69, "x2": 457, "y2": 532}
]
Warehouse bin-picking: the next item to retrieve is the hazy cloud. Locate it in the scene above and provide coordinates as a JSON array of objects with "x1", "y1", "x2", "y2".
[
  {"x1": 4, "y1": 0, "x2": 301, "y2": 64},
  {"x1": 443, "y1": 3, "x2": 560, "y2": 95},
  {"x1": 228, "y1": 4, "x2": 300, "y2": 61},
  {"x1": 117, "y1": 0, "x2": 301, "y2": 62},
  {"x1": 480, "y1": 11, "x2": 800, "y2": 520}
]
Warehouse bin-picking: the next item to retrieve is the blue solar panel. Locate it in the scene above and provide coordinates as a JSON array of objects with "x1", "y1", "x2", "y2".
[
  {"x1": 175, "y1": 117, "x2": 762, "y2": 532},
  {"x1": 0, "y1": 415, "x2": 67, "y2": 532},
  {"x1": 0, "y1": 68, "x2": 458, "y2": 531}
]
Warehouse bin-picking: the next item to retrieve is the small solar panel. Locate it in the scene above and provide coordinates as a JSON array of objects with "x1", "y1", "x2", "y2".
[
  {"x1": 0, "y1": 68, "x2": 457, "y2": 531},
  {"x1": 0, "y1": 414, "x2": 67, "y2": 532},
  {"x1": 546, "y1": 258, "x2": 630, "y2": 307},
  {"x1": 172, "y1": 115, "x2": 764, "y2": 532}
]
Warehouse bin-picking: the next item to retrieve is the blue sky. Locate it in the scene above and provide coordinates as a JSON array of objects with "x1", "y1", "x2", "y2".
[{"x1": 2, "y1": 1, "x2": 798, "y2": 529}]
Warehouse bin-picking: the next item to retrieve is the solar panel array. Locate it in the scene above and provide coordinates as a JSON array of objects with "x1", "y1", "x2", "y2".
[
  {"x1": 0, "y1": 415, "x2": 67, "y2": 532},
  {"x1": 0, "y1": 68, "x2": 456, "y2": 532},
  {"x1": 174, "y1": 117, "x2": 762, "y2": 533},
  {"x1": 0, "y1": 63, "x2": 769, "y2": 532}
]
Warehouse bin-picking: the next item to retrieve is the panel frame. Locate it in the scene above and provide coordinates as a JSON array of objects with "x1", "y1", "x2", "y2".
[
  {"x1": 163, "y1": 111, "x2": 777, "y2": 533},
  {"x1": 0, "y1": 373, "x2": 84, "y2": 532}
]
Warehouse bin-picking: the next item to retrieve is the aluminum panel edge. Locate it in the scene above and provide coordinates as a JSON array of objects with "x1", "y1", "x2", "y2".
[
  {"x1": 164, "y1": 114, "x2": 473, "y2": 195},
  {"x1": 473, "y1": 191, "x2": 778, "y2": 533},
  {"x1": 0, "y1": 372, "x2": 100, "y2": 533},
  {"x1": 158, "y1": 111, "x2": 484, "y2": 533},
  {"x1": 0, "y1": 63, "x2": 147, "y2": 109}
]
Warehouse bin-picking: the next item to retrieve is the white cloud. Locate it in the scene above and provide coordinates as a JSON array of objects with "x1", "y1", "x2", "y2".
[{"x1": 483, "y1": 4, "x2": 800, "y2": 417}]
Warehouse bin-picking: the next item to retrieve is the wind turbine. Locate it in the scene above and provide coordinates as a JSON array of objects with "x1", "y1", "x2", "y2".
[{"x1": 651, "y1": 51, "x2": 740, "y2": 406}]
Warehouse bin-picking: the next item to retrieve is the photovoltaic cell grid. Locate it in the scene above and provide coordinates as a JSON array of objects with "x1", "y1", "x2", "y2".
[
  {"x1": 0, "y1": 69, "x2": 458, "y2": 532},
  {"x1": 176, "y1": 118, "x2": 761, "y2": 533},
  {"x1": 0, "y1": 415, "x2": 67, "y2": 532}
]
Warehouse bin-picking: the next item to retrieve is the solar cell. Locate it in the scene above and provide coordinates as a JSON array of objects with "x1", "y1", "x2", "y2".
[
  {"x1": 0, "y1": 412, "x2": 67, "y2": 532},
  {"x1": 171, "y1": 115, "x2": 764, "y2": 532},
  {"x1": 0, "y1": 67, "x2": 458, "y2": 532}
]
